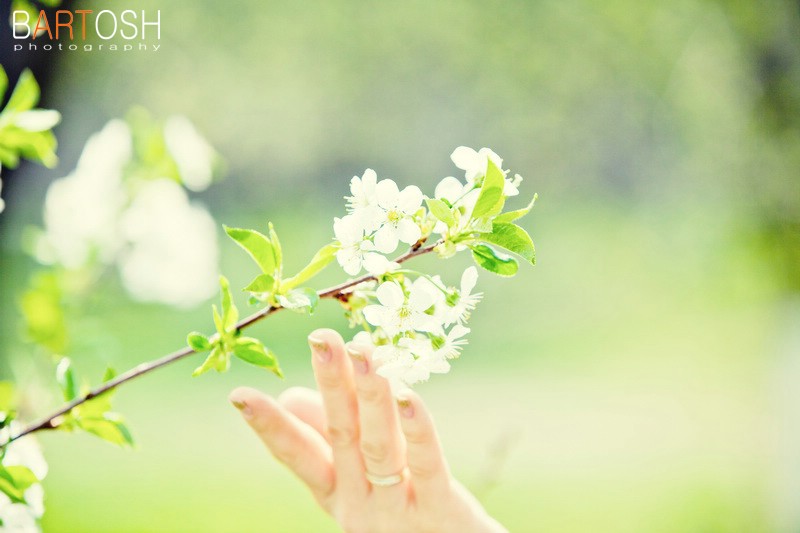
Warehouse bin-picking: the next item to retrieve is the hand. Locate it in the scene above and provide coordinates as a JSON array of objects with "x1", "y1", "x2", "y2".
[{"x1": 229, "y1": 328, "x2": 507, "y2": 533}]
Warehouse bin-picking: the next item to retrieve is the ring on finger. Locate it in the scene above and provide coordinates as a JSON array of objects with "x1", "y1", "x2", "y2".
[{"x1": 365, "y1": 468, "x2": 406, "y2": 488}]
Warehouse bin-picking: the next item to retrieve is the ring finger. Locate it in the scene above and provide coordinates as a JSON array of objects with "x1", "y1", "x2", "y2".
[{"x1": 346, "y1": 341, "x2": 407, "y2": 500}]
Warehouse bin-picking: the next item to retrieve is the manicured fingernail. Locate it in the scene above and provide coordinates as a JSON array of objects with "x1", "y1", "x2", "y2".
[
  {"x1": 347, "y1": 346, "x2": 369, "y2": 374},
  {"x1": 308, "y1": 334, "x2": 330, "y2": 362},
  {"x1": 230, "y1": 399, "x2": 252, "y2": 417},
  {"x1": 396, "y1": 395, "x2": 414, "y2": 418}
]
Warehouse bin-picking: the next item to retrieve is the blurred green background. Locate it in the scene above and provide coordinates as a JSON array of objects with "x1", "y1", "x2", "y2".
[{"x1": 1, "y1": 0, "x2": 799, "y2": 531}]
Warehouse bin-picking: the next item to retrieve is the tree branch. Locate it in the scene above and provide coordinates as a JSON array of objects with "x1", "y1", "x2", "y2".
[{"x1": 5, "y1": 240, "x2": 440, "y2": 445}]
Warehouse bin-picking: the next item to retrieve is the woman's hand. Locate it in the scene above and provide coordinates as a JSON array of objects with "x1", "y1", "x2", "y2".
[{"x1": 229, "y1": 328, "x2": 507, "y2": 533}]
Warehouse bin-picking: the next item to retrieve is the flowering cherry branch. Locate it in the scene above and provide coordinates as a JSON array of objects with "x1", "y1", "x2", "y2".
[
  {"x1": 0, "y1": 143, "x2": 536, "y2": 529},
  {"x1": 5, "y1": 240, "x2": 440, "y2": 446}
]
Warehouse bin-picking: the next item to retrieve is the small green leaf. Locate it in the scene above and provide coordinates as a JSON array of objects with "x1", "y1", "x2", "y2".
[
  {"x1": 187, "y1": 332, "x2": 212, "y2": 352},
  {"x1": 494, "y1": 193, "x2": 537, "y2": 224},
  {"x1": 55, "y1": 357, "x2": 77, "y2": 402},
  {"x1": 470, "y1": 244, "x2": 519, "y2": 277},
  {"x1": 282, "y1": 243, "x2": 338, "y2": 291},
  {"x1": 102, "y1": 367, "x2": 117, "y2": 383},
  {"x1": 77, "y1": 415, "x2": 134, "y2": 447},
  {"x1": 425, "y1": 198, "x2": 455, "y2": 227},
  {"x1": 480, "y1": 223, "x2": 536, "y2": 264},
  {"x1": 268, "y1": 222, "x2": 282, "y2": 273},
  {"x1": 219, "y1": 276, "x2": 239, "y2": 331},
  {"x1": 192, "y1": 346, "x2": 228, "y2": 377},
  {"x1": 233, "y1": 337, "x2": 283, "y2": 377},
  {"x1": 278, "y1": 287, "x2": 320, "y2": 314},
  {"x1": 5, "y1": 69, "x2": 39, "y2": 113},
  {"x1": 0, "y1": 382, "x2": 15, "y2": 414},
  {"x1": 0, "y1": 65, "x2": 8, "y2": 99},
  {"x1": 243, "y1": 273, "x2": 275, "y2": 294},
  {"x1": 78, "y1": 393, "x2": 112, "y2": 419},
  {"x1": 224, "y1": 226, "x2": 276, "y2": 274},
  {"x1": 0, "y1": 465, "x2": 38, "y2": 504},
  {"x1": 471, "y1": 160, "x2": 506, "y2": 219}
]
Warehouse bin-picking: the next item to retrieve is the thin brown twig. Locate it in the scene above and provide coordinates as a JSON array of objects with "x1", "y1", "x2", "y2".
[{"x1": 5, "y1": 240, "x2": 440, "y2": 445}]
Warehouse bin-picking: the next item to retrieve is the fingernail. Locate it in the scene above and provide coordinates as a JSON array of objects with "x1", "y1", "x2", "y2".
[
  {"x1": 308, "y1": 334, "x2": 331, "y2": 362},
  {"x1": 396, "y1": 395, "x2": 414, "y2": 418},
  {"x1": 347, "y1": 346, "x2": 369, "y2": 374},
  {"x1": 230, "y1": 399, "x2": 252, "y2": 417}
]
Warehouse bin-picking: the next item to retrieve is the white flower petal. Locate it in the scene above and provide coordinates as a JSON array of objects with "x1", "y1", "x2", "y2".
[
  {"x1": 375, "y1": 281, "x2": 404, "y2": 308},
  {"x1": 408, "y1": 282, "x2": 435, "y2": 312},
  {"x1": 375, "y1": 179, "x2": 400, "y2": 209},
  {"x1": 451, "y1": 146, "x2": 480, "y2": 171},
  {"x1": 397, "y1": 185, "x2": 423, "y2": 213},
  {"x1": 363, "y1": 304, "x2": 387, "y2": 327},
  {"x1": 434, "y1": 176, "x2": 466, "y2": 203},
  {"x1": 373, "y1": 223, "x2": 399, "y2": 254},
  {"x1": 396, "y1": 218, "x2": 421, "y2": 245},
  {"x1": 461, "y1": 266, "x2": 478, "y2": 295}
]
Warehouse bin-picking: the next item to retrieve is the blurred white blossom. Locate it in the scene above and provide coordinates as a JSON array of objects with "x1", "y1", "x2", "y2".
[
  {"x1": 39, "y1": 120, "x2": 130, "y2": 268},
  {"x1": 118, "y1": 179, "x2": 218, "y2": 308},
  {"x1": 36, "y1": 118, "x2": 220, "y2": 308},
  {"x1": 0, "y1": 425, "x2": 47, "y2": 533},
  {"x1": 164, "y1": 116, "x2": 215, "y2": 192},
  {"x1": 0, "y1": 177, "x2": 5, "y2": 214}
]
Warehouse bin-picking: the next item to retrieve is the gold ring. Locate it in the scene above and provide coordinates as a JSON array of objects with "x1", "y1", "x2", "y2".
[{"x1": 365, "y1": 469, "x2": 405, "y2": 487}]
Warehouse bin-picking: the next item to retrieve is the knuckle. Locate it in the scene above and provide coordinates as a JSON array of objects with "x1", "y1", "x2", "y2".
[
  {"x1": 316, "y1": 370, "x2": 344, "y2": 390},
  {"x1": 327, "y1": 423, "x2": 359, "y2": 448},
  {"x1": 408, "y1": 461, "x2": 438, "y2": 481},
  {"x1": 360, "y1": 438, "x2": 391, "y2": 464},
  {"x1": 355, "y1": 383, "x2": 385, "y2": 404},
  {"x1": 402, "y1": 428, "x2": 430, "y2": 446}
]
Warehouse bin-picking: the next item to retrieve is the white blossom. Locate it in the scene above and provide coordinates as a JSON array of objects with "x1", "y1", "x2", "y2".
[
  {"x1": 345, "y1": 169, "x2": 383, "y2": 232},
  {"x1": 432, "y1": 176, "x2": 480, "y2": 236},
  {"x1": 450, "y1": 146, "x2": 521, "y2": 197},
  {"x1": 363, "y1": 279, "x2": 441, "y2": 337},
  {"x1": 443, "y1": 267, "x2": 483, "y2": 326},
  {"x1": 333, "y1": 215, "x2": 398, "y2": 276},
  {"x1": 0, "y1": 177, "x2": 5, "y2": 214},
  {"x1": 436, "y1": 324, "x2": 470, "y2": 359},
  {"x1": 0, "y1": 425, "x2": 48, "y2": 532},
  {"x1": 372, "y1": 180, "x2": 423, "y2": 254}
]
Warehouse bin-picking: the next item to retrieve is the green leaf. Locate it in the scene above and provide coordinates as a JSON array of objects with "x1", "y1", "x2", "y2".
[
  {"x1": 55, "y1": 357, "x2": 77, "y2": 402},
  {"x1": 233, "y1": 337, "x2": 283, "y2": 377},
  {"x1": 0, "y1": 465, "x2": 38, "y2": 504},
  {"x1": 470, "y1": 244, "x2": 519, "y2": 277},
  {"x1": 268, "y1": 222, "x2": 282, "y2": 274},
  {"x1": 77, "y1": 415, "x2": 134, "y2": 447},
  {"x1": 425, "y1": 198, "x2": 455, "y2": 227},
  {"x1": 102, "y1": 367, "x2": 117, "y2": 383},
  {"x1": 471, "y1": 160, "x2": 506, "y2": 219},
  {"x1": 224, "y1": 226, "x2": 276, "y2": 274},
  {"x1": 243, "y1": 273, "x2": 275, "y2": 293},
  {"x1": 0, "y1": 382, "x2": 15, "y2": 414},
  {"x1": 282, "y1": 243, "x2": 338, "y2": 291},
  {"x1": 78, "y1": 393, "x2": 112, "y2": 419},
  {"x1": 5, "y1": 69, "x2": 39, "y2": 114},
  {"x1": 187, "y1": 332, "x2": 212, "y2": 352},
  {"x1": 494, "y1": 193, "x2": 537, "y2": 224},
  {"x1": 0, "y1": 66, "x2": 8, "y2": 101},
  {"x1": 219, "y1": 276, "x2": 239, "y2": 331},
  {"x1": 480, "y1": 223, "x2": 536, "y2": 264},
  {"x1": 192, "y1": 346, "x2": 228, "y2": 377},
  {"x1": 278, "y1": 287, "x2": 320, "y2": 314}
]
